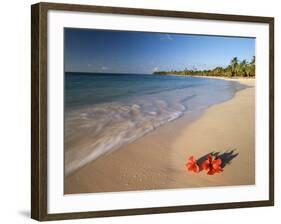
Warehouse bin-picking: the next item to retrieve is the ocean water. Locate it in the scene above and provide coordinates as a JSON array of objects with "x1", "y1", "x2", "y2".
[{"x1": 64, "y1": 72, "x2": 245, "y2": 175}]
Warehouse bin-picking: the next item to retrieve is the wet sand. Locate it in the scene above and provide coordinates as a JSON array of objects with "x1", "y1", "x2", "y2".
[{"x1": 65, "y1": 79, "x2": 255, "y2": 194}]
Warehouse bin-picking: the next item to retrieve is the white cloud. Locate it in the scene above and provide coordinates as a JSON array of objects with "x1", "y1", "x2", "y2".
[
  {"x1": 101, "y1": 66, "x2": 109, "y2": 70},
  {"x1": 152, "y1": 67, "x2": 159, "y2": 72},
  {"x1": 160, "y1": 34, "x2": 173, "y2": 41}
]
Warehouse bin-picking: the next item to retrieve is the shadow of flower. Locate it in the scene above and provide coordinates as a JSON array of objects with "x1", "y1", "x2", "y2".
[{"x1": 197, "y1": 149, "x2": 239, "y2": 169}]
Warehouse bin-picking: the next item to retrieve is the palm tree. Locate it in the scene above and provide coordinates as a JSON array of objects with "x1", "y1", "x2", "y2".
[
  {"x1": 249, "y1": 56, "x2": 255, "y2": 77},
  {"x1": 213, "y1": 67, "x2": 223, "y2": 76},
  {"x1": 251, "y1": 56, "x2": 255, "y2": 65},
  {"x1": 230, "y1": 57, "x2": 238, "y2": 77},
  {"x1": 238, "y1": 60, "x2": 247, "y2": 77}
]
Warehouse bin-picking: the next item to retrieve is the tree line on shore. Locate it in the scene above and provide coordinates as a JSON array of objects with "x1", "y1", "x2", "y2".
[{"x1": 153, "y1": 56, "x2": 255, "y2": 78}]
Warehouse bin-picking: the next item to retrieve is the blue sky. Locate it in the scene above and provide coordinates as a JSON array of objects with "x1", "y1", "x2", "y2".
[{"x1": 64, "y1": 28, "x2": 255, "y2": 74}]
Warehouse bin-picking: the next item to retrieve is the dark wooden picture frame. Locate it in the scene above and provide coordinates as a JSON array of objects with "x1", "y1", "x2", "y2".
[{"x1": 31, "y1": 2, "x2": 274, "y2": 221}]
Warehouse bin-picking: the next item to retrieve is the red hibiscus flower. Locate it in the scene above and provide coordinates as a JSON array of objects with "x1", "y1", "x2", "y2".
[
  {"x1": 186, "y1": 156, "x2": 200, "y2": 173},
  {"x1": 201, "y1": 155, "x2": 223, "y2": 175}
]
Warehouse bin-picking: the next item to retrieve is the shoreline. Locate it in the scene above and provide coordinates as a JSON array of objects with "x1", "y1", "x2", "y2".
[
  {"x1": 65, "y1": 78, "x2": 255, "y2": 194},
  {"x1": 190, "y1": 75, "x2": 255, "y2": 80},
  {"x1": 160, "y1": 73, "x2": 255, "y2": 81}
]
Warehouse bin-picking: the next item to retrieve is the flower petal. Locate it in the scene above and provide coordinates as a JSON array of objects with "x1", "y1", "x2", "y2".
[{"x1": 212, "y1": 158, "x2": 222, "y2": 169}]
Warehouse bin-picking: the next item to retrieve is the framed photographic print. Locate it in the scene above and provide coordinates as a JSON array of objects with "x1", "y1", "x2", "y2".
[{"x1": 31, "y1": 2, "x2": 274, "y2": 221}]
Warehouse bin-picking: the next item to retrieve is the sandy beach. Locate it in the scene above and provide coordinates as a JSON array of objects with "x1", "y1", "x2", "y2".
[{"x1": 65, "y1": 78, "x2": 255, "y2": 194}]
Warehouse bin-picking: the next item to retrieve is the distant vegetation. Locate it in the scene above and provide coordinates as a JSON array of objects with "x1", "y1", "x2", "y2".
[{"x1": 153, "y1": 57, "x2": 255, "y2": 78}]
